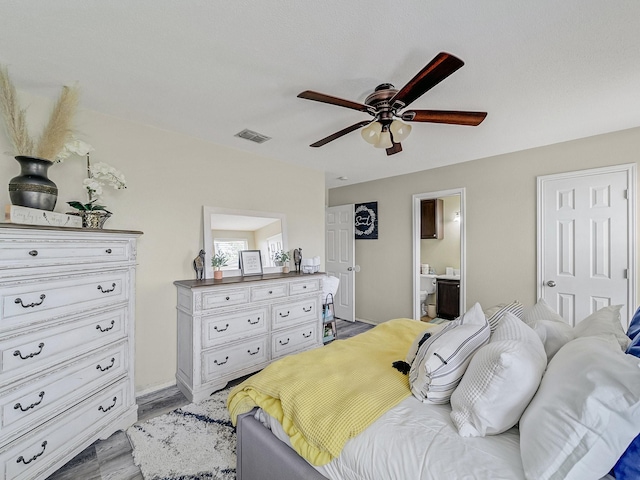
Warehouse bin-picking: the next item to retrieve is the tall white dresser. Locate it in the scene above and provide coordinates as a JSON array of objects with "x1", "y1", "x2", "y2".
[
  {"x1": 175, "y1": 273, "x2": 324, "y2": 403},
  {"x1": 0, "y1": 224, "x2": 141, "y2": 480}
]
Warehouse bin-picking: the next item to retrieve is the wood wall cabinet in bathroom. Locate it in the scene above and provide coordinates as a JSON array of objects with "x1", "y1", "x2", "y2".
[
  {"x1": 420, "y1": 199, "x2": 443, "y2": 239},
  {"x1": 437, "y1": 278, "x2": 460, "y2": 320}
]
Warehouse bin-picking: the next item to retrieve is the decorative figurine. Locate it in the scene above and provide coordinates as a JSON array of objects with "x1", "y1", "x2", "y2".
[
  {"x1": 293, "y1": 248, "x2": 302, "y2": 273},
  {"x1": 193, "y1": 249, "x2": 206, "y2": 280}
]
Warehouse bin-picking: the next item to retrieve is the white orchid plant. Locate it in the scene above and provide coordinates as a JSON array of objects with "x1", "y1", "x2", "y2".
[{"x1": 61, "y1": 139, "x2": 127, "y2": 213}]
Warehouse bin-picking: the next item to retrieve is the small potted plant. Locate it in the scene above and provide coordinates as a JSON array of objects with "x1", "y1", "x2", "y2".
[
  {"x1": 274, "y1": 250, "x2": 291, "y2": 273},
  {"x1": 211, "y1": 252, "x2": 229, "y2": 280}
]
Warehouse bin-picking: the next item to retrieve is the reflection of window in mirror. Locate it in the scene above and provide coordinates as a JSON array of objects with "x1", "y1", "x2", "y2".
[{"x1": 214, "y1": 238, "x2": 248, "y2": 271}]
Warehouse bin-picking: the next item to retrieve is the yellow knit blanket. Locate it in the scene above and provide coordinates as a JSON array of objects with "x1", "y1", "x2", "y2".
[{"x1": 227, "y1": 318, "x2": 432, "y2": 466}]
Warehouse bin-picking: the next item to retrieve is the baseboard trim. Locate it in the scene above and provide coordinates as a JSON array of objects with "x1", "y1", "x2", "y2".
[
  {"x1": 354, "y1": 317, "x2": 377, "y2": 325},
  {"x1": 135, "y1": 379, "x2": 177, "y2": 398}
]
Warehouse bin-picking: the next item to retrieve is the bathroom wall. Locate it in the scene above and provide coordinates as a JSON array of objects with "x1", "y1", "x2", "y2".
[{"x1": 421, "y1": 195, "x2": 461, "y2": 274}]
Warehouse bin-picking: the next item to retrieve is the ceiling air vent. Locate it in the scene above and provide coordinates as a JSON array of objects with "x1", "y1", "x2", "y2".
[{"x1": 235, "y1": 129, "x2": 271, "y2": 144}]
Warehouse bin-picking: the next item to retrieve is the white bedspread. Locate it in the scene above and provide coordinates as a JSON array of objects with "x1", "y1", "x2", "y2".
[{"x1": 257, "y1": 396, "x2": 616, "y2": 480}]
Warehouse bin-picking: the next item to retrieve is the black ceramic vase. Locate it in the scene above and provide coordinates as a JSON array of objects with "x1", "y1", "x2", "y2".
[{"x1": 8, "y1": 156, "x2": 58, "y2": 211}]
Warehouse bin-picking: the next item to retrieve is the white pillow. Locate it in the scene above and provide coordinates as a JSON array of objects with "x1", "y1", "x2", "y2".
[
  {"x1": 484, "y1": 300, "x2": 524, "y2": 332},
  {"x1": 450, "y1": 312, "x2": 546, "y2": 437},
  {"x1": 573, "y1": 305, "x2": 630, "y2": 351},
  {"x1": 533, "y1": 319, "x2": 575, "y2": 362},
  {"x1": 523, "y1": 297, "x2": 565, "y2": 326},
  {"x1": 519, "y1": 336, "x2": 640, "y2": 480},
  {"x1": 409, "y1": 303, "x2": 489, "y2": 404}
]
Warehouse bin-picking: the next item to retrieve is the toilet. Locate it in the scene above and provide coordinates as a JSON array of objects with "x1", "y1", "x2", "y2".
[{"x1": 419, "y1": 274, "x2": 437, "y2": 316}]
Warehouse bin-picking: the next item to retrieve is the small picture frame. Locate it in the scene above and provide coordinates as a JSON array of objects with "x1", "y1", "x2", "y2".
[{"x1": 239, "y1": 250, "x2": 263, "y2": 276}]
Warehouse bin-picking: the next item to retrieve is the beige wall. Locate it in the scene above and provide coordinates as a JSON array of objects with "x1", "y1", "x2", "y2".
[
  {"x1": 329, "y1": 127, "x2": 640, "y2": 324},
  {"x1": 0, "y1": 91, "x2": 325, "y2": 394}
]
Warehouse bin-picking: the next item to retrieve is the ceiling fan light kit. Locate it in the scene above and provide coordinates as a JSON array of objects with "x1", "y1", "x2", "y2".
[{"x1": 297, "y1": 52, "x2": 487, "y2": 156}]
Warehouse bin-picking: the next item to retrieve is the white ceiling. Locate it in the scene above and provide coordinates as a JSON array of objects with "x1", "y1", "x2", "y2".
[{"x1": 1, "y1": 1, "x2": 640, "y2": 188}]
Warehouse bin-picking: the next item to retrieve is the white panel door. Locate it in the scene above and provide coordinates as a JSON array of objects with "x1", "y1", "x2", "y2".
[
  {"x1": 325, "y1": 204, "x2": 355, "y2": 322},
  {"x1": 538, "y1": 165, "x2": 635, "y2": 328}
]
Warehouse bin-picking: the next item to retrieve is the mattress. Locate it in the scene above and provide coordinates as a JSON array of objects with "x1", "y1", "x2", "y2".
[{"x1": 256, "y1": 397, "x2": 616, "y2": 480}]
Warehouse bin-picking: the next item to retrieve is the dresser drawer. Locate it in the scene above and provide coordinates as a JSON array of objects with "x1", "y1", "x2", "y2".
[
  {"x1": 272, "y1": 323, "x2": 319, "y2": 359},
  {"x1": 0, "y1": 238, "x2": 131, "y2": 269},
  {"x1": 0, "y1": 307, "x2": 127, "y2": 382},
  {"x1": 289, "y1": 278, "x2": 321, "y2": 296},
  {"x1": 0, "y1": 341, "x2": 128, "y2": 446},
  {"x1": 0, "y1": 378, "x2": 130, "y2": 480},
  {"x1": 0, "y1": 270, "x2": 128, "y2": 330},
  {"x1": 201, "y1": 287, "x2": 249, "y2": 310},
  {"x1": 250, "y1": 283, "x2": 287, "y2": 302},
  {"x1": 202, "y1": 307, "x2": 267, "y2": 348},
  {"x1": 202, "y1": 336, "x2": 268, "y2": 382},
  {"x1": 272, "y1": 297, "x2": 319, "y2": 329}
]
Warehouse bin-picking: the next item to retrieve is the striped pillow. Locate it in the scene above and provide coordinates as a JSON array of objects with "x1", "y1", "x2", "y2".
[
  {"x1": 484, "y1": 300, "x2": 524, "y2": 332},
  {"x1": 409, "y1": 303, "x2": 490, "y2": 404}
]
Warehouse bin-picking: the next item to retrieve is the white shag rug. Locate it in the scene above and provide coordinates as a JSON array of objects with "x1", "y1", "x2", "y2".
[{"x1": 126, "y1": 388, "x2": 236, "y2": 480}]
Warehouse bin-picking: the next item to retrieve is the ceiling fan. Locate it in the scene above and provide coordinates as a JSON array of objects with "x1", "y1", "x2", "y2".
[{"x1": 297, "y1": 52, "x2": 487, "y2": 156}]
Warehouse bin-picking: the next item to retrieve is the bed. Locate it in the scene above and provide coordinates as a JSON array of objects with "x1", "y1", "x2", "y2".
[{"x1": 228, "y1": 300, "x2": 640, "y2": 480}]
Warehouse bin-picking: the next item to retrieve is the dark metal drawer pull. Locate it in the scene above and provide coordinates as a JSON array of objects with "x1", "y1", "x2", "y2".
[
  {"x1": 214, "y1": 356, "x2": 229, "y2": 366},
  {"x1": 247, "y1": 347, "x2": 260, "y2": 355},
  {"x1": 225, "y1": 296, "x2": 230, "y2": 301},
  {"x1": 28, "y1": 250, "x2": 38, "y2": 257},
  {"x1": 247, "y1": 317, "x2": 260, "y2": 325},
  {"x1": 268, "y1": 290, "x2": 273, "y2": 294},
  {"x1": 15, "y1": 294, "x2": 46, "y2": 308},
  {"x1": 16, "y1": 441, "x2": 47, "y2": 465},
  {"x1": 14, "y1": 391, "x2": 45, "y2": 412},
  {"x1": 303, "y1": 306, "x2": 312, "y2": 312},
  {"x1": 105, "y1": 248, "x2": 112, "y2": 254},
  {"x1": 96, "y1": 358, "x2": 115, "y2": 372},
  {"x1": 97, "y1": 283, "x2": 116, "y2": 293},
  {"x1": 214, "y1": 323, "x2": 230, "y2": 332},
  {"x1": 303, "y1": 332, "x2": 312, "y2": 338},
  {"x1": 279, "y1": 338, "x2": 290, "y2": 345},
  {"x1": 303, "y1": 285, "x2": 307, "y2": 289},
  {"x1": 96, "y1": 320, "x2": 115, "y2": 332},
  {"x1": 279, "y1": 311, "x2": 290, "y2": 318},
  {"x1": 99, "y1": 396, "x2": 117, "y2": 413},
  {"x1": 14, "y1": 343, "x2": 45, "y2": 360}
]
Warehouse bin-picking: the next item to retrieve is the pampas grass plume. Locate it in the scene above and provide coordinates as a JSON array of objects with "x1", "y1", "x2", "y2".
[
  {"x1": 0, "y1": 65, "x2": 35, "y2": 156},
  {"x1": 36, "y1": 85, "x2": 79, "y2": 161},
  {"x1": 0, "y1": 64, "x2": 80, "y2": 161}
]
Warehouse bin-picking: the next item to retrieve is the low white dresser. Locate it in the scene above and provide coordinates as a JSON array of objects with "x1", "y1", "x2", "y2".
[
  {"x1": 0, "y1": 224, "x2": 141, "y2": 480},
  {"x1": 175, "y1": 273, "x2": 324, "y2": 402}
]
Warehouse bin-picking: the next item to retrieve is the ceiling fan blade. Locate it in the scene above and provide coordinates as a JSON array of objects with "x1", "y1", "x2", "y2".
[
  {"x1": 390, "y1": 52, "x2": 464, "y2": 110},
  {"x1": 298, "y1": 90, "x2": 373, "y2": 114},
  {"x1": 386, "y1": 142, "x2": 403, "y2": 156},
  {"x1": 309, "y1": 120, "x2": 373, "y2": 147},
  {"x1": 402, "y1": 109, "x2": 487, "y2": 126}
]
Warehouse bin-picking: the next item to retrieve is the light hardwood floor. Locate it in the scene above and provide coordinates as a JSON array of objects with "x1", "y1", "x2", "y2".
[{"x1": 47, "y1": 319, "x2": 374, "y2": 479}]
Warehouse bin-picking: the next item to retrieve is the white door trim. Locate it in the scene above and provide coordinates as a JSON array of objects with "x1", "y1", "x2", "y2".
[
  {"x1": 537, "y1": 163, "x2": 637, "y2": 317},
  {"x1": 412, "y1": 188, "x2": 466, "y2": 320}
]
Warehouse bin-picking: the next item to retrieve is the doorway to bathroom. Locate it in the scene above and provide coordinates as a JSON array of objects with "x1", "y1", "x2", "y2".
[{"x1": 412, "y1": 188, "x2": 466, "y2": 321}]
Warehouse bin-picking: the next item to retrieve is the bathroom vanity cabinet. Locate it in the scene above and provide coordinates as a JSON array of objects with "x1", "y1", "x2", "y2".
[
  {"x1": 436, "y1": 278, "x2": 460, "y2": 320},
  {"x1": 420, "y1": 199, "x2": 443, "y2": 239}
]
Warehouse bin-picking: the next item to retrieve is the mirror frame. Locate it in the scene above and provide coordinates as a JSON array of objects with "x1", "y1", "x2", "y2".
[{"x1": 203, "y1": 206, "x2": 288, "y2": 279}]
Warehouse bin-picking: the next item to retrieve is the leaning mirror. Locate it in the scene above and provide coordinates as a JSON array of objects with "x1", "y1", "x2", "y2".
[{"x1": 203, "y1": 206, "x2": 288, "y2": 279}]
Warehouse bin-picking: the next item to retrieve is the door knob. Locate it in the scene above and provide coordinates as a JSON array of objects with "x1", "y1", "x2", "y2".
[
  {"x1": 347, "y1": 265, "x2": 361, "y2": 272},
  {"x1": 546, "y1": 280, "x2": 557, "y2": 287}
]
